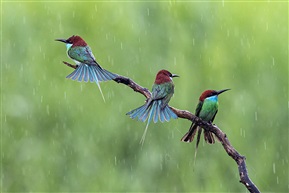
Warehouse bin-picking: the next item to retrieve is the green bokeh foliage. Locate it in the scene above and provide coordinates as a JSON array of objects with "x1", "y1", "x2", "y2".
[{"x1": 2, "y1": 1, "x2": 288, "y2": 192}]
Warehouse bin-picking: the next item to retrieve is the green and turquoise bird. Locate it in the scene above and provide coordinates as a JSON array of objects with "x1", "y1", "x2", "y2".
[
  {"x1": 127, "y1": 69, "x2": 179, "y2": 145},
  {"x1": 56, "y1": 35, "x2": 117, "y2": 101},
  {"x1": 181, "y1": 89, "x2": 230, "y2": 155}
]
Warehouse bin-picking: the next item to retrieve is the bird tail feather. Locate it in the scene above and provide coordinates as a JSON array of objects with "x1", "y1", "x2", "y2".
[
  {"x1": 126, "y1": 104, "x2": 149, "y2": 121},
  {"x1": 66, "y1": 64, "x2": 117, "y2": 82},
  {"x1": 127, "y1": 100, "x2": 177, "y2": 145},
  {"x1": 127, "y1": 101, "x2": 177, "y2": 123},
  {"x1": 66, "y1": 64, "x2": 117, "y2": 102},
  {"x1": 193, "y1": 127, "x2": 203, "y2": 166},
  {"x1": 161, "y1": 106, "x2": 178, "y2": 122},
  {"x1": 181, "y1": 124, "x2": 198, "y2": 142},
  {"x1": 140, "y1": 109, "x2": 154, "y2": 146},
  {"x1": 204, "y1": 130, "x2": 215, "y2": 144}
]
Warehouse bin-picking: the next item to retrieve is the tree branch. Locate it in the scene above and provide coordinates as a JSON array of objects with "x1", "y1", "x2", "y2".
[
  {"x1": 63, "y1": 61, "x2": 260, "y2": 193},
  {"x1": 114, "y1": 76, "x2": 151, "y2": 99}
]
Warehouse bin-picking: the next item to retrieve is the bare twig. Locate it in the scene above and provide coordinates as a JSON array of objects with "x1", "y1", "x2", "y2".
[
  {"x1": 63, "y1": 61, "x2": 78, "y2": 69},
  {"x1": 63, "y1": 61, "x2": 260, "y2": 193}
]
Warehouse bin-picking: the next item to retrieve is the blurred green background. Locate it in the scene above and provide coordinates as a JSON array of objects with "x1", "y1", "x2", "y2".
[{"x1": 1, "y1": 1, "x2": 288, "y2": 192}]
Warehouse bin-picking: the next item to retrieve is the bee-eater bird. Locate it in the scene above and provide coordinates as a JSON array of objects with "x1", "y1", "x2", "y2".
[
  {"x1": 127, "y1": 69, "x2": 179, "y2": 145},
  {"x1": 55, "y1": 35, "x2": 117, "y2": 101},
  {"x1": 181, "y1": 89, "x2": 230, "y2": 160}
]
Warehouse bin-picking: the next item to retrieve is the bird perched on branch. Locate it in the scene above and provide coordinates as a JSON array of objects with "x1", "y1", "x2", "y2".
[
  {"x1": 127, "y1": 69, "x2": 179, "y2": 145},
  {"x1": 56, "y1": 35, "x2": 117, "y2": 101},
  {"x1": 181, "y1": 89, "x2": 230, "y2": 160}
]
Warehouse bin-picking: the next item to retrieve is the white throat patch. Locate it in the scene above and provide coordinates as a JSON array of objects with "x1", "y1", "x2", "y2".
[{"x1": 66, "y1": 43, "x2": 73, "y2": 51}]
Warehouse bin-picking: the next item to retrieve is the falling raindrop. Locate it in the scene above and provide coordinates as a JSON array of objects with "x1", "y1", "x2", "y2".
[
  {"x1": 272, "y1": 162, "x2": 276, "y2": 174},
  {"x1": 227, "y1": 30, "x2": 230, "y2": 37},
  {"x1": 46, "y1": 105, "x2": 50, "y2": 115},
  {"x1": 58, "y1": 14, "x2": 63, "y2": 33},
  {"x1": 254, "y1": 112, "x2": 258, "y2": 121},
  {"x1": 264, "y1": 141, "x2": 267, "y2": 150}
]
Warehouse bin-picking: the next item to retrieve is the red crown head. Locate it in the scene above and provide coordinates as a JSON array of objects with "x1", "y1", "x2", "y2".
[
  {"x1": 154, "y1": 69, "x2": 179, "y2": 84},
  {"x1": 65, "y1": 35, "x2": 87, "y2": 47},
  {"x1": 56, "y1": 35, "x2": 87, "y2": 47},
  {"x1": 199, "y1": 90, "x2": 216, "y2": 101},
  {"x1": 199, "y1": 89, "x2": 230, "y2": 101}
]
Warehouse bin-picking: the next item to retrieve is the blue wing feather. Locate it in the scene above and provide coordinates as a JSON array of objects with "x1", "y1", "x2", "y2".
[
  {"x1": 163, "y1": 107, "x2": 171, "y2": 122},
  {"x1": 77, "y1": 66, "x2": 84, "y2": 82},
  {"x1": 83, "y1": 67, "x2": 88, "y2": 82},
  {"x1": 153, "y1": 101, "x2": 161, "y2": 123},
  {"x1": 127, "y1": 81, "x2": 178, "y2": 123},
  {"x1": 66, "y1": 63, "x2": 117, "y2": 83},
  {"x1": 127, "y1": 100, "x2": 177, "y2": 123}
]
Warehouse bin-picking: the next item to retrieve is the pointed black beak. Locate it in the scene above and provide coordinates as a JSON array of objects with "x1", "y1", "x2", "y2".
[
  {"x1": 171, "y1": 74, "x2": 179, "y2": 78},
  {"x1": 217, "y1": 89, "x2": 231, "y2": 95},
  {"x1": 55, "y1": 38, "x2": 67, "y2": 43}
]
